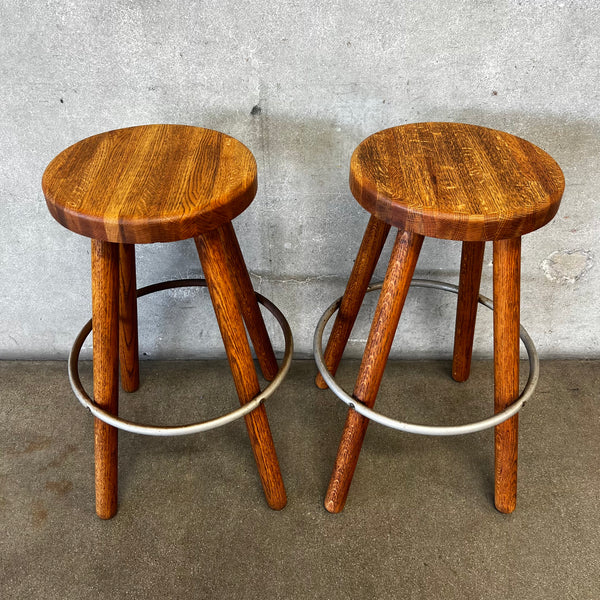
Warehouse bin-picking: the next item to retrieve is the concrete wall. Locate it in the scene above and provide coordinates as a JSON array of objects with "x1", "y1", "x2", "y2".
[{"x1": 1, "y1": 0, "x2": 598, "y2": 360}]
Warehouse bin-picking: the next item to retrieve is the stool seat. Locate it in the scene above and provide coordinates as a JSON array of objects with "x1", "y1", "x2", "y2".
[
  {"x1": 350, "y1": 122, "x2": 565, "y2": 241},
  {"x1": 43, "y1": 124, "x2": 257, "y2": 244}
]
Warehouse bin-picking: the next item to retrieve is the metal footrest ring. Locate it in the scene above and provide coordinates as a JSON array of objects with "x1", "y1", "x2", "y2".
[
  {"x1": 69, "y1": 279, "x2": 293, "y2": 437},
  {"x1": 314, "y1": 279, "x2": 539, "y2": 437}
]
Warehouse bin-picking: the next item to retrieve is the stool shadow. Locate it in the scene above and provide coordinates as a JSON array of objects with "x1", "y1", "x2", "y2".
[
  {"x1": 131, "y1": 107, "x2": 366, "y2": 359},
  {"x1": 331, "y1": 359, "x2": 528, "y2": 506},
  {"x1": 130, "y1": 107, "x2": 595, "y2": 360},
  {"x1": 117, "y1": 360, "x2": 263, "y2": 505},
  {"x1": 118, "y1": 108, "x2": 591, "y2": 509}
]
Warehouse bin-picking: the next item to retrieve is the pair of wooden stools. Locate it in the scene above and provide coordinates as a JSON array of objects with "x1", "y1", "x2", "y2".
[{"x1": 43, "y1": 123, "x2": 564, "y2": 518}]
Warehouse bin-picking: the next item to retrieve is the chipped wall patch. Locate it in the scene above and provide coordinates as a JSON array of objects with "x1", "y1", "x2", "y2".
[{"x1": 541, "y1": 249, "x2": 594, "y2": 283}]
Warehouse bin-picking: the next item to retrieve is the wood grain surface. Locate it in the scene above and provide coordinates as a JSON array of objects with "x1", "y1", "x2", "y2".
[
  {"x1": 350, "y1": 122, "x2": 564, "y2": 241},
  {"x1": 452, "y1": 241, "x2": 486, "y2": 382},
  {"x1": 195, "y1": 228, "x2": 287, "y2": 510},
  {"x1": 493, "y1": 237, "x2": 521, "y2": 513},
  {"x1": 91, "y1": 240, "x2": 119, "y2": 519},
  {"x1": 118, "y1": 243, "x2": 139, "y2": 392},
  {"x1": 316, "y1": 216, "x2": 391, "y2": 389},
  {"x1": 43, "y1": 125, "x2": 258, "y2": 243},
  {"x1": 219, "y1": 222, "x2": 279, "y2": 381},
  {"x1": 324, "y1": 229, "x2": 424, "y2": 513}
]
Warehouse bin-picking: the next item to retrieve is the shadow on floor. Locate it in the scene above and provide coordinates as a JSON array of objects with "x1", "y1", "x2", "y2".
[{"x1": 1, "y1": 359, "x2": 598, "y2": 599}]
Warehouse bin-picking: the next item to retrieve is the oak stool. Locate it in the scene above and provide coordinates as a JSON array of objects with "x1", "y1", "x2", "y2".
[
  {"x1": 43, "y1": 124, "x2": 292, "y2": 518},
  {"x1": 314, "y1": 122, "x2": 564, "y2": 514}
]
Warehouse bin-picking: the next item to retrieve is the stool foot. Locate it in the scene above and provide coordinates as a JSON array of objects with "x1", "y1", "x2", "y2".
[
  {"x1": 493, "y1": 237, "x2": 520, "y2": 513},
  {"x1": 316, "y1": 216, "x2": 391, "y2": 389},
  {"x1": 195, "y1": 228, "x2": 287, "y2": 510},
  {"x1": 325, "y1": 230, "x2": 423, "y2": 513},
  {"x1": 91, "y1": 240, "x2": 119, "y2": 519},
  {"x1": 220, "y1": 222, "x2": 279, "y2": 381},
  {"x1": 452, "y1": 241, "x2": 485, "y2": 382},
  {"x1": 119, "y1": 244, "x2": 139, "y2": 392}
]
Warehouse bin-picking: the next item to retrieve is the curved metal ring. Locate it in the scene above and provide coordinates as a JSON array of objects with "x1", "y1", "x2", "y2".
[
  {"x1": 314, "y1": 279, "x2": 539, "y2": 436},
  {"x1": 69, "y1": 279, "x2": 293, "y2": 437}
]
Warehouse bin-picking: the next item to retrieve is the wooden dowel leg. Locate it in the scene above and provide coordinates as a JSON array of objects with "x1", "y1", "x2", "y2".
[
  {"x1": 219, "y1": 222, "x2": 278, "y2": 381},
  {"x1": 452, "y1": 241, "x2": 486, "y2": 382},
  {"x1": 195, "y1": 228, "x2": 287, "y2": 510},
  {"x1": 324, "y1": 230, "x2": 424, "y2": 513},
  {"x1": 316, "y1": 216, "x2": 391, "y2": 389},
  {"x1": 493, "y1": 237, "x2": 520, "y2": 514},
  {"x1": 119, "y1": 243, "x2": 139, "y2": 392},
  {"x1": 91, "y1": 240, "x2": 119, "y2": 519}
]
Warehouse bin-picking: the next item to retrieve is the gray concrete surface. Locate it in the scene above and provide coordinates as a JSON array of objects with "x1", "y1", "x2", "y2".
[
  {"x1": 1, "y1": 359, "x2": 598, "y2": 599},
  {"x1": 1, "y1": 1, "x2": 599, "y2": 360}
]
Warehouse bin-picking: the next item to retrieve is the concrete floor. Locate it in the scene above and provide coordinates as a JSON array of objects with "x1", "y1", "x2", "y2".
[{"x1": 1, "y1": 359, "x2": 598, "y2": 599}]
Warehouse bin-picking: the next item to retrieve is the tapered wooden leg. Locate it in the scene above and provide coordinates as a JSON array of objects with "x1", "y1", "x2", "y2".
[
  {"x1": 452, "y1": 241, "x2": 486, "y2": 382},
  {"x1": 493, "y1": 237, "x2": 520, "y2": 514},
  {"x1": 119, "y1": 243, "x2": 139, "y2": 392},
  {"x1": 316, "y1": 216, "x2": 391, "y2": 389},
  {"x1": 219, "y1": 222, "x2": 278, "y2": 381},
  {"x1": 195, "y1": 227, "x2": 287, "y2": 510},
  {"x1": 91, "y1": 240, "x2": 119, "y2": 519},
  {"x1": 325, "y1": 230, "x2": 424, "y2": 513}
]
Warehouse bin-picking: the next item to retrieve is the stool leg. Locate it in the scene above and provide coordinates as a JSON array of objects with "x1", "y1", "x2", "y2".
[
  {"x1": 493, "y1": 237, "x2": 520, "y2": 513},
  {"x1": 219, "y1": 222, "x2": 279, "y2": 381},
  {"x1": 195, "y1": 228, "x2": 287, "y2": 510},
  {"x1": 452, "y1": 241, "x2": 486, "y2": 382},
  {"x1": 325, "y1": 230, "x2": 424, "y2": 513},
  {"x1": 119, "y1": 243, "x2": 139, "y2": 392},
  {"x1": 316, "y1": 216, "x2": 391, "y2": 389},
  {"x1": 91, "y1": 240, "x2": 119, "y2": 519}
]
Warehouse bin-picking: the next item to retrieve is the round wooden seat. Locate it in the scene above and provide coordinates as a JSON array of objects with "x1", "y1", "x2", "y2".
[
  {"x1": 42, "y1": 124, "x2": 257, "y2": 243},
  {"x1": 350, "y1": 122, "x2": 565, "y2": 241}
]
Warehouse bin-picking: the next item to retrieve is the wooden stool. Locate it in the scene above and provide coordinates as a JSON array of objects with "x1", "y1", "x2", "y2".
[
  {"x1": 315, "y1": 122, "x2": 564, "y2": 514},
  {"x1": 43, "y1": 124, "x2": 290, "y2": 518}
]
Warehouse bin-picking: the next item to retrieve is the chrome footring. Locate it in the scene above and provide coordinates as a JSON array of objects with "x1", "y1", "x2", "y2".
[
  {"x1": 69, "y1": 279, "x2": 294, "y2": 437},
  {"x1": 313, "y1": 279, "x2": 539, "y2": 436}
]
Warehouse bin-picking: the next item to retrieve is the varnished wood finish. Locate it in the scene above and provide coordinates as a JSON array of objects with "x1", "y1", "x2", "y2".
[
  {"x1": 195, "y1": 228, "x2": 287, "y2": 510},
  {"x1": 325, "y1": 230, "x2": 424, "y2": 513},
  {"x1": 91, "y1": 240, "x2": 119, "y2": 519},
  {"x1": 493, "y1": 237, "x2": 521, "y2": 513},
  {"x1": 350, "y1": 123, "x2": 565, "y2": 241},
  {"x1": 44, "y1": 126, "x2": 288, "y2": 515},
  {"x1": 42, "y1": 125, "x2": 258, "y2": 243},
  {"x1": 452, "y1": 241, "x2": 486, "y2": 382},
  {"x1": 316, "y1": 216, "x2": 391, "y2": 390},
  {"x1": 323, "y1": 123, "x2": 563, "y2": 512},
  {"x1": 220, "y1": 222, "x2": 278, "y2": 381},
  {"x1": 118, "y1": 244, "x2": 139, "y2": 392}
]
